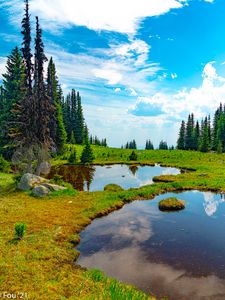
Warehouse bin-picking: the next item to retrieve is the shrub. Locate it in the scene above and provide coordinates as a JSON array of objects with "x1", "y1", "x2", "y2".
[
  {"x1": 80, "y1": 141, "x2": 94, "y2": 164},
  {"x1": 104, "y1": 184, "x2": 124, "y2": 192},
  {"x1": 68, "y1": 148, "x2": 77, "y2": 164},
  {"x1": 129, "y1": 151, "x2": 138, "y2": 161},
  {"x1": 0, "y1": 155, "x2": 10, "y2": 172},
  {"x1": 15, "y1": 223, "x2": 27, "y2": 240}
]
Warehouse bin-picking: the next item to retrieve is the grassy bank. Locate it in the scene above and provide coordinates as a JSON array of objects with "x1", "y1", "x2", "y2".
[{"x1": 1, "y1": 147, "x2": 225, "y2": 299}]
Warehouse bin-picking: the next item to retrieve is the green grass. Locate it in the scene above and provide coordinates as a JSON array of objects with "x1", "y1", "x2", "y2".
[
  {"x1": 2, "y1": 147, "x2": 225, "y2": 299},
  {"x1": 158, "y1": 197, "x2": 185, "y2": 211},
  {"x1": 104, "y1": 183, "x2": 124, "y2": 192}
]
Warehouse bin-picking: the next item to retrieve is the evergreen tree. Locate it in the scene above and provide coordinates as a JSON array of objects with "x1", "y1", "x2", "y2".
[
  {"x1": 193, "y1": 121, "x2": 200, "y2": 150},
  {"x1": 33, "y1": 16, "x2": 53, "y2": 148},
  {"x1": 15, "y1": 0, "x2": 36, "y2": 147},
  {"x1": 80, "y1": 140, "x2": 94, "y2": 164},
  {"x1": 0, "y1": 47, "x2": 26, "y2": 158},
  {"x1": 159, "y1": 140, "x2": 168, "y2": 150},
  {"x1": 145, "y1": 139, "x2": 154, "y2": 150},
  {"x1": 68, "y1": 147, "x2": 77, "y2": 164},
  {"x1": 177, "y1": 120, "x2": 185, "y2": 150},
  {"x1": 47, "y1": 57, "x2": 67, "y2": 152},
  {"x1": 76, "y1": 92, "x2": 84, "y2": 144},
  {"x1": 21, "y1": 0, "x2": 33, "y2": 94},
  {"x1": 129, "y1": 150, "x2": 138, "y2": 161},
  {"x1": 200, "y1": 117, "x2": 210, "y2": 152},
  {"x1": 83, "y1": 124, "x2": 89, "y2": 144},
  {"x1": 185, "y1": 114, "x2": 195, "y2": 150},
  {"x1": 70, "y1": 131, "x2": 76, "y2": 144}
]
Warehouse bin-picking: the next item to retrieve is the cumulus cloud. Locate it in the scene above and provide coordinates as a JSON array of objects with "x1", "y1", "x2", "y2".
[
  {"x1": 21, "y1": 0, "x2": 186, "y2": 34},
  {"x1": 47, "y1": 38, "x2": 160, "y2": 96},
  {"x1": 0, "y1": 57, "x2": 7, "y2": 80},
  {"x1": 130, "y1": 62, "x2": 225, "y2": 120}
]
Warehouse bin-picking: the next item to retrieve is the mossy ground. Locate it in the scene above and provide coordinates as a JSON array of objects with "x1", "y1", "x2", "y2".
[
  {"x1": 1, "y1": 146, "x2": 225, "y2": 299},
  {"x1": 104, "y1": 184, "x2": 124, "y2": 192},
  {"x1": 158, "y1": 197, "x2": 185, "y2": 211}
]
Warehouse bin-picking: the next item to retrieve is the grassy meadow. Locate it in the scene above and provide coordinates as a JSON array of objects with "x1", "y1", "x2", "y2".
[{"x1": 1, "y1": 146, "x2": 225, "y2": 299}]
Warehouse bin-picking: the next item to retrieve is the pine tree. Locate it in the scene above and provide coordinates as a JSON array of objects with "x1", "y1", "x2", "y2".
[
  {"x1": 83, "y1": 124, "x2": 89, "y2": 144},
  {"x1": 159, "y1": 140, "x2": 168, "y2": 150},
  {"x1": 47, "y1": 57, "x2": 67, "y2": 152},
  {"x1": 15, "y1": 0, "x2": 36, "y2": 147},
  {"x1": 193, "y1": 121, "x2": 200, "y2": 150},
  {"x1": 185, "y1": 114, "x2": 195, "y2": 150},
  {"x1": 21, "y1": 0, "x2": 33, "y2": 94},
  {"x1": 80, "y1": 140, "x2": 94, "y2": 164},
  {"x1": 0, "y1": 47, "x2": 26, "y2": 157},
  {"x1": 76, "y1": 92, "x2": 84, "y2": 144},
  {"x1": 177, "y1": 121, "x2": 185, "y2": 150},
  {"x1": 70, "y1": 131, "x2": 76, "y2": 144},
  {"x1": 200, "y1": 117, "x2": 210, "y2": 152},
  {"x1": 33, "y1": 16, "x2": 53, "y2": 148}
]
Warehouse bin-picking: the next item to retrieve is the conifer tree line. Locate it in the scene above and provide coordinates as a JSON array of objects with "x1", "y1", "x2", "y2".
[
  {"x1": 89, "y1": 135, "x2": 107, "y2": 147},
  {"x1": 177, "y1": 104, "x2": 225, "y2": 153},
  {"x1": 122, "y1": 140, "x2": 137, "y2": 149},
  {"x1": 145, "y1": 139, "x2": 154, "y2": 150},
  {"x1": 0, "y1": 0, "x2": 106, "y2": 164}
]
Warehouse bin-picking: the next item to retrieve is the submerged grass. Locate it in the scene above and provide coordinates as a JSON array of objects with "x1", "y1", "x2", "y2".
[{"x1": 1, "y1": 147, "x2": 225, "y2": 299}]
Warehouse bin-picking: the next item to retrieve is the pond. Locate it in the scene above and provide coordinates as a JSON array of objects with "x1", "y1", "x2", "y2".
[
  {"x1": 48, "y1": 164, "x2": 180, "y2": 191},
  {"x1": 77, "y1": 191, "x2": 225, "y2": 300}
]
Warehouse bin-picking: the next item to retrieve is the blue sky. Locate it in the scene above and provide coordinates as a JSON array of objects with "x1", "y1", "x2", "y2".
[{"x1": 1, "y1": 0, "x2": 225, "y2": 148}]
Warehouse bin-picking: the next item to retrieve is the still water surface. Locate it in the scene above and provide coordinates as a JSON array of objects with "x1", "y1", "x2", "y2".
[
  {"x1": 48, "y1": 164, "x2": 180, "y2": 191},
  {"x1": 77, "y1": 191, "x2": 225, "y2": 300}
]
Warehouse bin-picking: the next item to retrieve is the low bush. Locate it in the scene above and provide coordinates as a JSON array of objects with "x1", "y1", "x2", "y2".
[
  {"x1": 14, "y1": 223, "x2": 27, "y2": 240},
  {"x1": 104, "y1": 184, "x2": 124, "y2": 192}
]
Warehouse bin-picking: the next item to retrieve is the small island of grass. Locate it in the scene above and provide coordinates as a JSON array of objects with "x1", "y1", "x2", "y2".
[
  {"x1": 104, "y1": 184, "x2": 124, "y2": 192},
  {"x1": 158, "y1": 197, "x2": 185, "y2": 211}
]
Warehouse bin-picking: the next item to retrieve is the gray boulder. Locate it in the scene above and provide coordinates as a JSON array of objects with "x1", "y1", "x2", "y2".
[
  {"x1": 32, "y1": 185, "x2": 50, "y2": 197},
  {"x1": 18, "y1": 173, "x2": 48, "y2": 191},
  {"x1": 41, "y1": 183, "x2": 66, "y2": 191}
]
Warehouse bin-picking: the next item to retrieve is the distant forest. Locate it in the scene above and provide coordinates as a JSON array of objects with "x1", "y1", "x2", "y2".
[{"x1": 177, "y1": 103, "x2": 225, "y2": 153}]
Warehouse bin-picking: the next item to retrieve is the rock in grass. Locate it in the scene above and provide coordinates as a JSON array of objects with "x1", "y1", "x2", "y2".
[
  {"x1": 18, "y1": 173, "x2": 49, "y2": 191},
  {"x1": 158, "y1": 197, "x2": 185, "y2": 211},
  {"x1": 32, "y1": 185, "x2": 50, "y2": 197},
  {"x1": 41, "y1": 183, "x2": 66, "y2": 191},
  {"x1": 104, "y1": 184, "x2": 124, "y2": 192}
]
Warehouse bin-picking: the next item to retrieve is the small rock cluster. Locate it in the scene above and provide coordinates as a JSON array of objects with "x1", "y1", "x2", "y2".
[{"x1": 18, "y1": 173, "x2": 66, "y2": 197}]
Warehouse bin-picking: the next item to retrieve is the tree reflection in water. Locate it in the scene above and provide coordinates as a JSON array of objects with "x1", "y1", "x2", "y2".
[
  {"x1": 128, "y1": 165, "x2": 139, "y2": 176},
  {"x1": 48, "y1": 165, "x2": 95, "y2": 191}
]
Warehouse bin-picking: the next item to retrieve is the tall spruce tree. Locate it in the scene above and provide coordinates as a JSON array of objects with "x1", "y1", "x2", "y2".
[
  {"x1": 47, "y1": 57, "x2": 67, "y2": 152},
  {"x1": 177, "y1": 120, "x2": 185, "y2": 150},
  {"x1": 76, "y1": 92, "x2": 84, "y2": 144},
  {"x1": 185, "y1": 114, "x2": 195, "y2": 150},
  {"x1": 21, "y1": 0, "x2": 33, "y2": 94},
  {"x1": 33, "y1": 16, "x2": 53, "y2": 147},
  {"x1": 200, "y1": 117, "x2": 210, "y2": 152},
  {"x1": 0, "y1": 47, "x2": 26, "y2": 158},
  {"x1": 14, "y1": 0, "x2": 36, "y2": 146},
  {"x1": 194, "y1": 121, "x2": 200, "y2": 150}
]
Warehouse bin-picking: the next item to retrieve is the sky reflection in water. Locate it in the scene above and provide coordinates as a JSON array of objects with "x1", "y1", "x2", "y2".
[{"x1": 77, "y1": 191, "x2": 225, "y2": 300}]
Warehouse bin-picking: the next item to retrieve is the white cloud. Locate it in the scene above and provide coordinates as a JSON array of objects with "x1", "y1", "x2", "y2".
[
  {"x1": 171, "y1": 73, "x2": 178, "y2": 79},
  {"x1": 114, "y1": 88, "x2": 121, "y2": 93},
  {"x1": 47, "y1": 37, "x2": 160, "y2": 97},
  {"x1": 130, "y1": 62, "x2": 225, "y2": 121},
  {"x1": 24, "y1": 0, "x2": 186, "y2": 34},
  {"x1": 0, "y1": 57, "x2": 7, "y2": 80}
]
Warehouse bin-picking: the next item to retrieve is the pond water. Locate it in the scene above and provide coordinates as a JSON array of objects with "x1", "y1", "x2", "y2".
[
  {"x1": 77, "y1": 191, "x2": 225, "y2": 300},
  {"x1": 48, "y1": 164, "x2": 180, "y2": 191}
]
